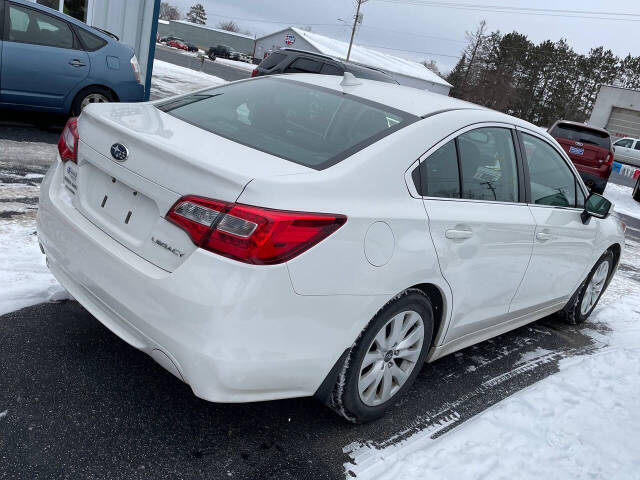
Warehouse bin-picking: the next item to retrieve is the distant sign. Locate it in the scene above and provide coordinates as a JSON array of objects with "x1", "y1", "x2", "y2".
[{"x1": 284, "y1": 33, "x2": 295, "y2": 46}]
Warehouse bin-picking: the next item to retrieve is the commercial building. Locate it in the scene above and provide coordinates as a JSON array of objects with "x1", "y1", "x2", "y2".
[
  {"x1": 157, "y1": 20, "x2": 255, "y2": 54},
  {"x1": 30, "y1": 0, "x2": 160, "y2": 99},
  {"x1": 590, "y1": 85, "x2": 640, "y2": 139},
  {"x1": 254, "y1": 27, "x2": 452, "y2": 95}
]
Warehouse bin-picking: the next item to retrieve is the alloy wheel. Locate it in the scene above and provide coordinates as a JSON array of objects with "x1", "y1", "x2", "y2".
[
  {"x1": 357, "y1": 310, "x2": 425, "y2": 406},
  {"x1": 580, "y1": 261, "x2": 610, "y2": 316}
]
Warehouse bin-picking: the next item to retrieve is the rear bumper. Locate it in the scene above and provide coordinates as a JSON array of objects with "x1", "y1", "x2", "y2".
[
  {"x1": 37, "y1": 158, "x2": 383, "y2": 402},
  {"x1": 577, "y1": 170, "x2": 608, "y2": 193},
  {"x1": 113, "y1": 81, "x2": 145, "y2": 103}
]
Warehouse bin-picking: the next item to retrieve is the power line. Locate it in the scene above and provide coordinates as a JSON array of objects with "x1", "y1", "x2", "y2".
[{"x1": 373, "y1": 0, "x2": 640, "y2": 22}]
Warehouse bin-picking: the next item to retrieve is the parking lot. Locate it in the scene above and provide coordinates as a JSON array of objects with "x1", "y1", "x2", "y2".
[{"x1": 1, "y1": 56, "x2": 639, "y2": 480}]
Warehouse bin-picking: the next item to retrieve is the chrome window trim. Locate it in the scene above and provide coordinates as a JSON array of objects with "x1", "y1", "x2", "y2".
[{"x1": 405, "y1": 122, "x2": 523, "y2": 206}]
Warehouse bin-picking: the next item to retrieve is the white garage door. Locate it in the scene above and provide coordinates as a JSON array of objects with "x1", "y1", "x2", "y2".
[{"x1": 605, "y1": 106, "x2": 640, "y2": 139}]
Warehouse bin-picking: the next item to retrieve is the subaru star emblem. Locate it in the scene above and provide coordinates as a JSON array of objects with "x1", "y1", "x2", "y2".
[{"x1": 110, "y1": 143, "x2": 128, "y2": 162}]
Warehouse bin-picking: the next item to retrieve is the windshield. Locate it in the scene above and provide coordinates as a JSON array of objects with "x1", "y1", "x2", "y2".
[
  {"x1": 550, "y1": 123, "x2": 610, "y2": 149},
  {"x1": 158, "y1": 78, "x2": 417, "y2": 170}
]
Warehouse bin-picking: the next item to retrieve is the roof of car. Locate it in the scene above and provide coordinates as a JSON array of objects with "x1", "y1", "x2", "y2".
[
  {"x1": 272, "y1": 73, "x2": 549, "y2": 134},
  {"x1": 552, "y1": 120, "x2": 610, "y2": 135},
  {"x1": 281, "y1": 48, "x2": 392, "y2": 75}
]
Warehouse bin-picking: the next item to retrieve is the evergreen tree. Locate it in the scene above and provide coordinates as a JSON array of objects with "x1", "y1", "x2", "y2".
[{"x1": 186, "y1": 3, "x2": 207, "y2": 25}]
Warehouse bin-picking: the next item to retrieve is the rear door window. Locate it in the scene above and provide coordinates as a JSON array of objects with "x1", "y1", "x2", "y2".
[
  {"x1": 635, "y1": 141, "x2": 640, "y2": 151},
  {"x1": 550, "y1": 123, "x2": 610, "y2": 149},
  {"x1": 457, "y1": 128, "x2": 519, "y2": 202}
]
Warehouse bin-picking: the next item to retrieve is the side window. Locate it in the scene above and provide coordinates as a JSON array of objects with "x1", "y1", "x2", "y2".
[
  {"x1": 457, "y1": 128, "x2": 519, "y2": 202},
  {"x1": 75, "y1": 27, "x2": 107, "y2": 52},
  {"x1": 7, "y1": 4, "x2": 74, "y2": 49},
  {"x1": 412, "y1": 140, "x2": 460, "y2": 198},
  {"x1": 259, "y1": 51, "x2": 286, "y2": 69},
  {"x1": 635, "y1": 142, "x2": 640, "y2": 151},
  {"x1": 320, "y1": 63, "x2": 342, "y2": 76},
  {"x1": 614, "y1": 139, "x2": 633, "y2": 148},
  {"x1": 285, "y1": 58, "x2": 322, "y2": 74},
  {"x1": 522, "y1": 133, "x2": 577, "y2": 207}
]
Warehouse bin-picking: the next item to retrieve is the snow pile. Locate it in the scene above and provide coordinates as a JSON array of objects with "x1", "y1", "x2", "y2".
[
  {"x1": 604, "y1": 182, "x2": 639, "y2": 218},
  {"x1": 213, "y1": 57, "x2": 256, "y2": 72},
  {"x1": 290, "y1": 27, "x2": 451, "y2": 88},
  {"x1": 348, "y1": 238, "x2": 640, "y2": 480},
  {"x1": 0, "y1": 220, "x2": 69, "y2": 316},
  {"x1": 150, "y1": 59, "x2": 225, "y2": 100}
]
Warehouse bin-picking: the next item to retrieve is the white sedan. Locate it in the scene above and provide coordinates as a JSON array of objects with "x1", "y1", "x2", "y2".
[{"x1": 37, "y1": 74, "x2": 625, "y2": 422}]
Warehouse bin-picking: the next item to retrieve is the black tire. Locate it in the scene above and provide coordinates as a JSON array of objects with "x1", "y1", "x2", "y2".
[
  {"x1": 208, "y1": 53, "x2": 216, "y2": 61},
  {"x1": 71, "y1": 86, "x2": 115, "y2": 116},
  {"x1": 633, "y1": 176, "x2": 640, "y2": 203},
  {"x1": 327, "y1": 289, "x2": 434, "y2": 423},
  {"x1": 562, "y1": 250, "x2": 614, "y2": 325}
]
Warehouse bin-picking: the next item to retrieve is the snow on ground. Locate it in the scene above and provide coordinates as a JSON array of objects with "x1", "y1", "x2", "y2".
[
  {"x1": 604, "y1": 182, "x2": 639, "y2": 218},
  {"x1": 149, "y1": 59, "x2": 225, "y2": 100},
  {"x1": 347, "y1": 238, "x2": 640, "y2": 480},
  {"x1": 212, "y1": 57, "x2": 256, "y2": 72}
]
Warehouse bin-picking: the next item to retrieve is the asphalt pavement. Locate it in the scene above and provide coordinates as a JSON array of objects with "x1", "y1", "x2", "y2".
[
  {"x1": 0, "y1": 299, "x2": 609, "y2": 480},
  {"x1": 154, "y1": 44, "x2": 253, "y2": 82}
]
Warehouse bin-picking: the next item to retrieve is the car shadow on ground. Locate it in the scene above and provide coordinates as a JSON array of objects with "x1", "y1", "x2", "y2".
[{"x1": 0, "y1": 300, "x2": 604, "y2": 480}]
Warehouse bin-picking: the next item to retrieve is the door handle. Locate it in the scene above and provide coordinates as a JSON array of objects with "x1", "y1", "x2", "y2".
[
  {"x1": 69, "y1": 59, "x2": 86, "y2": 67},
  {"x1": 536, "y1": 231, "x2": 553, "y2": 242},
  {"x1": 445, "y1": 228, "x2": 473, "y2": 240}
]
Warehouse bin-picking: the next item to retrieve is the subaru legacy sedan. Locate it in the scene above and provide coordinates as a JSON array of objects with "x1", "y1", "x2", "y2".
[
  {"x1": 36, "y1": 74, "x2": 625, "y2": 423},
  {"x1": 0, "y1": 0, "x2": 144, "y2": 115}
]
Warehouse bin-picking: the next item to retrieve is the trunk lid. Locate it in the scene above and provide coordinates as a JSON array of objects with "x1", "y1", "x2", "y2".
[{"x1": 69, "y1": 103, "x2": 310, "y2": 271}]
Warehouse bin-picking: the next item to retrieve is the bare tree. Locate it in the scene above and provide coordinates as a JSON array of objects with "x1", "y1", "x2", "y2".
[
  {"x1": 422, "y1": 59, "x2": 441, "y2": 76},
  {"x1": 217, "y1": 20, "x2": 239, "y2": 32},
  {"x1": 159, "y1": 2, "x2": 180, "y2": 21}
]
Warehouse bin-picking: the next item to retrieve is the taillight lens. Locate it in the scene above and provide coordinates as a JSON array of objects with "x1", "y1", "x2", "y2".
[
  {"x1": 251, "y1": 68, "x2": 258, "y2": 77},
  {"x1": 167, "y1": 196, "x2": 346, "y2": 265},
  {"x1": 58, "y1": 117, "x2": 79, "y2": 163},
  {"x1": 130, "y1": 54, "x2": 141, "y2": 83}
]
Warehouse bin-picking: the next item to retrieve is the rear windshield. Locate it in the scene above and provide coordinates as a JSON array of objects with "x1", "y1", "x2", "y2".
[
  {"x1": 550, "y1": 123, "x2": 610, "y2": 149},
  {"x1": 158, "y1": 77, "x2": 417, "y2": 170}
]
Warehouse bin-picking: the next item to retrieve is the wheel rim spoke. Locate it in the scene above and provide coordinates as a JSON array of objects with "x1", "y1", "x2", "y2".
[
  {"x1": 396, "y1": 324, "x2": 424, "y2": 351},
  {"x1": 380, "y1": 366, "x2": 393, "y2": 402}
]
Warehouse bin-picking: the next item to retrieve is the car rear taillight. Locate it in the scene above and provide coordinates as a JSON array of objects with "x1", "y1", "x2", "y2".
[
  {"x1": 130, "y1": 54, "x2": 141, "y2": 83},
  {"x1": 167, "y1": 196, "x2": 346, "y2": 265},
  {"x1": 58, "y1": 117, "x2": 79, "y2": 163},
  {"x1": 251, "y1": 68, "x2": 258, "y2": 77}
]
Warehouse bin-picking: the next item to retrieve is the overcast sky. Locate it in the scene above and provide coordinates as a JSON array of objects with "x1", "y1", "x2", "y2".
[{"x1": 170, "y1": 0, "x2": 640, "y2": 73}]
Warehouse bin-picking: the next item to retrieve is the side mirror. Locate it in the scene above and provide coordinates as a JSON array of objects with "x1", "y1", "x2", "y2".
[{"x1": 581, "y1": 193, "x2": 612, "y2": 224}]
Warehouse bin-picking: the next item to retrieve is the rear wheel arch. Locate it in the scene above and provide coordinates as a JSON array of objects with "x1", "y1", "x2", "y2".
[{"x1": 406, "y1": 283, "x2": 446, "y2": 351}]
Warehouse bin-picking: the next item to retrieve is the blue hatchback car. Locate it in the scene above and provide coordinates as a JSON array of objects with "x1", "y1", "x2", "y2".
[{"x1": 0, "y1": 0, "x2": 145, "y2": 115}]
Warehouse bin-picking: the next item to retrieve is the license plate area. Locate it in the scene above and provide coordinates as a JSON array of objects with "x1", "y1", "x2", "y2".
[
  {"x1": 569, "y1": 146, "x2": 584, "y2": 156},
  {"x1": 77, "y1": 162, "x2": 159, "y2": 247}
]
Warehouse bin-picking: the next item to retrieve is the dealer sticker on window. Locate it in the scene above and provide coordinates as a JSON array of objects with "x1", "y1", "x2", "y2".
[{"x1": 63, "y1": 162, "x2": 79, "y2": 195}]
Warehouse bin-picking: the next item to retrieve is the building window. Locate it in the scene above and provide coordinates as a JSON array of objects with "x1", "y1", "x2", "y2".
[{"x1": 36, "y1": 0, "x2": 88, "y2": 22}]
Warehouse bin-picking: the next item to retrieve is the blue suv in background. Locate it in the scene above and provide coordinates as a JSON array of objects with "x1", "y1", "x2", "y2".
[{"x1": 0, "y1": 0, "x2": 144, "y2": 116}]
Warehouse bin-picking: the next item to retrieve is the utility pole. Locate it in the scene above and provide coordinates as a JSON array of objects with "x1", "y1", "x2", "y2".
[{"x1": 346, "y1": 0, "x2": 367, "y2": 62}]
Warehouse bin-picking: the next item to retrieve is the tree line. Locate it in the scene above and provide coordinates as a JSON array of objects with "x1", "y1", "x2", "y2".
[
  {"x1": 445, "y1": 21, "x2": 640, "y2": 127},
  {"x1": 159, "y1": 2, "x2": 252, "y2": 35}
]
